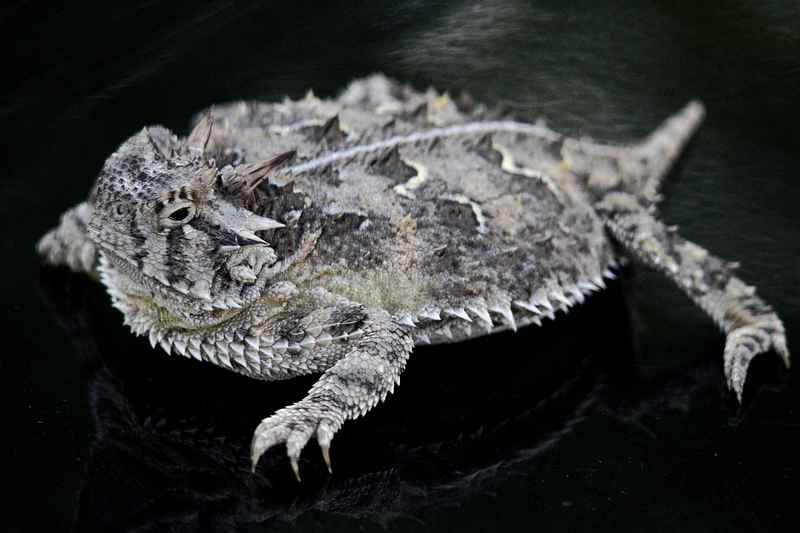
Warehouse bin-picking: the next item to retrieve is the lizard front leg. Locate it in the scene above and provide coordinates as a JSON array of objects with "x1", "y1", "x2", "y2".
[
  {"x1": 250, "y1": 308, "x2": 413, "y2": 479},
  {"x1": 37, "y1": 201, "x2": 98, "y2": 276},
  {"x1": 596, "y1": 192, "x2": 790, "y2": 401}
]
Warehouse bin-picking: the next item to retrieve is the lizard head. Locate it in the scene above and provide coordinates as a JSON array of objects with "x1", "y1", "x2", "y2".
[{"x1": 87, "y1": 114, "x2": 297, "y2": 313}]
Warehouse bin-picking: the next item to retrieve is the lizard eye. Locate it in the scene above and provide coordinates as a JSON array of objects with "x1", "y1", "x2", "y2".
[
  {"x1": 169, "y1": 207, "x2": 192, "y2": 221},
  {"x1": 159, "y1": 202, "x2": 197, "y2": 227}
]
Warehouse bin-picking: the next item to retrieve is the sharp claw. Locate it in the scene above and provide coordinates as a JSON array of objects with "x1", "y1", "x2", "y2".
[
  {"x1": 250, "y1": 419, "x2": 290, "y2": 472},
  {"x1": 290, "y1": 456, "x2": 301, "y2": 482},
  {"x1": 317, "y1": 419, "x2": 335, "y2": 474},
  {"x1": 774, "y1": 335, "x2": 791, "y2": 369},
  {"x1": 723, "y1": 316, "x2": 791, "y2": 403},
  {"x1": 251, "y1": 434, "x2": 267, "y2": 473},
  {"x1": 321, "y1": 444, "x2": 332, "y2": 474}
]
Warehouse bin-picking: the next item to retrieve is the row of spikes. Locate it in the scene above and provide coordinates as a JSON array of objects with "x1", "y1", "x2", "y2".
[
  {"x1": 126, "y1": 307, "x2": 372, "y2": 378},
  {"x1": 395, "y1": 264, "x2": 620, "y2": 345}
]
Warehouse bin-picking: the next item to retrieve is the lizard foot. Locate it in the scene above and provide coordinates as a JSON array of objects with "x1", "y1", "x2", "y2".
[
  {"x1": 724, "y1": 311, "x2": 790, "y2": 401},
  {"x1": 249, "y1": 314, "x2": 411, "y2": 479},
  {"x1": 250, "y1": 401, "x2": 340, "y2": 480}
]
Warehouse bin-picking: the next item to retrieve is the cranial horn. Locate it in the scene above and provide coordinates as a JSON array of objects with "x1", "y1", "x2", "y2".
[
  {"x1": 144, "y1": 127, "x2": 169, "y2": 161},
  {"x1": 227, "y1": 150, "x2": 297, "y2": 194},
  {"x1": 246, "y1": 213, "x2": 285, "y2": 231},
  {"x1": 185, "y1": 111, "x2": 214, "y2": 156}
]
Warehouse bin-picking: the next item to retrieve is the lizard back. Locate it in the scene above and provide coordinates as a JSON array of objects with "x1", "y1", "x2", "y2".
[{"x1": 204, "y1": 76, "x2": 615, "y2": 343}]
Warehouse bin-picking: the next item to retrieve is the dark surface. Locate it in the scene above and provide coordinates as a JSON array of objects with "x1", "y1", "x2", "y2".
[{"x1": 3, "y1": 1, "x2": 799, "y2": 531}]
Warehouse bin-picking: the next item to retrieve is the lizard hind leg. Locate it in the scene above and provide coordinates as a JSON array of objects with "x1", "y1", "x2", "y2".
[
  {"x1": 597, "y1": 193, "x2": 790, "y2": 402},
  {"x1": 250, "y1": 313, "x2": 413, "y2": 479}
]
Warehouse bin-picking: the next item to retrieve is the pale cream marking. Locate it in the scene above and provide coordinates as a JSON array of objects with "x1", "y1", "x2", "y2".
[
  {"x1": 393, "y1": 158, "x2": 429, "y2": 199},
  {"x1": 286, "y1": 120, "x2": 561, "y2": 175},
  {"x1": 439, "y1": 193, "x2": 489, "y2": 234},
  {"x1": 492, "y1": 140, "x2": 567, "y2": 205},
  {"x1": 492, "y1": 141, "x2": 548, "y2": 180}
]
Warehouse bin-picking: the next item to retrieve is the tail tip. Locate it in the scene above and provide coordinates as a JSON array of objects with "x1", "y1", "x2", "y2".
[{"x1": 686, "y1": 100, "x2": 706, "y2": 123}]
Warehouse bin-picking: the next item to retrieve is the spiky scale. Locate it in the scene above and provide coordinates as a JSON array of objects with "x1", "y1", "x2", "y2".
[
  {"x1": 201, "y1": 342, "x2": 218, "y2": 365},
  {"x1": 299, "y1": 335, "x2": 316, "y2": 347},
  {"x1": 173, "y1": 338, "x2": 187, "y2": 356},
  {"x1": 513, "y1": 300, "x2": 540, "y2": 314},
  {"x1": 488, "y1": 297, "x2": 517, "y2": 331},
  {"x1": 187, "y1": 346, "x2": 202, "y2": 361},
  {"x1": 245, "y1": 336, "x2": 260, "y2": 350},
  {"x1": 418, "y1": 306, "x2": 441, "y2": 321},
  {"x1": 569, "y1": 287, "x2": 585, "y2": 304},
  {"x1": 444, "y1": 307, "x2": 471, "y2": 322},
  {"x1": 216, "y1": 346, "x2": 233, "y2": 369},
  {"x1": 578, "y1": 281, "x2": 597, "y2": 293},
  {"x1": 397, "y1": 314, "x2": 416, "y2": 328},
  {"x1": 245, "y1": 349, "x2": 261, "y2": 373},
  {"x1": 230, "y1": 342, "x2": 246, "y2": 364},
  {"x1": 159, "y1": 337, "x2": 173, "y2": 355},
  {"x1": 532, "y1": 289, "x2": 553, "y2": 311},
  {"x1": 272, "y1": 339, "x2": 288, "y2": 352},
  {"x1": 439, "y1": 325, "x2": 453, "y2": 340},
  {"x1": 149, "y1": 330, "x2": 159, "y2": 349},
  {"x1": 466, "y1": 300, "x2": 493, "y2": 328},
  {"x1": 550, "y1": 289, "x2": 570, "y2": 307}
]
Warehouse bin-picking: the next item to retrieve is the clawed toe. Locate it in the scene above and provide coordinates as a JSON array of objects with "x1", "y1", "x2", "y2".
[
  {"x1": 724, "y1": 316, "x2": 790, "y2": 401},
  {"x1": 317, "y1": 419, "x2": 335, "y2": 474},
  {"x1": 250, "y1": 412, "x2": 336, "y2": 480},
  {"x1": 250, "y1": 421, "x2": 289, "y2": 474}
]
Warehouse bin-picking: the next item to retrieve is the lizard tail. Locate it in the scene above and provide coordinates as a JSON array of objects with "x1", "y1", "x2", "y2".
[{"x1": 632, "y1": 100, "x2": 705, "y2": 202}]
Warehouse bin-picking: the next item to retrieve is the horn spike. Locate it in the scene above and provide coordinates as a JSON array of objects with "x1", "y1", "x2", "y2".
[
  {"x1": 246, "y1": 214, "x2": 285, "y2": 231},
  {"x1": 144, "y1": 127, "x2": 168, "y2": 161},
  {"x1": 242, "y1": 150, "x2": 297, "y2": 194},
  {"x1": 315, "y1": 115, "x2": 344, "y2": 144},
  {"x1": 186, "y1": 110, "x2": 215, "y2": 156},
  {"x1": 234, "y1": 229, "x2": 268, "y2": 245}
]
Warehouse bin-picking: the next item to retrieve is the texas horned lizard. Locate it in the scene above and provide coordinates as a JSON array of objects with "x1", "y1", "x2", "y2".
[{"x1": 38, "y1": 75, "x2": 790, "y2": 479}]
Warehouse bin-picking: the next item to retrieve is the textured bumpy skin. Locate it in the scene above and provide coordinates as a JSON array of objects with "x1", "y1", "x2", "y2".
[{"x1": 37, "y1": 74, "x2": 790, "y2": 478}]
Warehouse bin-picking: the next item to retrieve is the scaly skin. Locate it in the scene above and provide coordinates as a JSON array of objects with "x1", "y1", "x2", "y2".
[{"x1": 37, "y1": 75, "x2": 790, "y2": 478}]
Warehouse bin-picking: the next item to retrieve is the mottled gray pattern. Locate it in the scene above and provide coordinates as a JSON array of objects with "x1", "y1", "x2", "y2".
[{"x1": 37, "y1": 75, "x2": 789, "y2": 479}]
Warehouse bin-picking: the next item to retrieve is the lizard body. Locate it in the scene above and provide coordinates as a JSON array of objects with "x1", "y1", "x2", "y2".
[{"x1": 38, "y1": 74, "x2": 790, "y2": 478}]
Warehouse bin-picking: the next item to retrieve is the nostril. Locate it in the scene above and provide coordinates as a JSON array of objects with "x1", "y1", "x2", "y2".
[
  {"x1": 225, "y1": 245, "x2": 278, "y2": 284},
  {"x1": 229, "y1": 265, "x2": 258, "y2": 283}
]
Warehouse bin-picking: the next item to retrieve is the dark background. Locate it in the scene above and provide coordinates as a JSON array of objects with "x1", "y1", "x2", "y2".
[{"x1": 3, "y1": 1, "x2": 799, "y2": 531}]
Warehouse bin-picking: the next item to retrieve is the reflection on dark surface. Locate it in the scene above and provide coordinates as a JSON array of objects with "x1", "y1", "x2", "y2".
[
  {"x1": 36, "y1": 266, "x2": 630, "y2": 531},
  {"x1": 4, "y1": 1, "x2": 799, "y2": 531},
  {"x1": 36, "y1": 264, "x2": 794, "y2": 532}
]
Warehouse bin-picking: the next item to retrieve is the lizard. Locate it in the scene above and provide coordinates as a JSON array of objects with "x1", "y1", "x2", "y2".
[{"x1": 37, "y1": 74, "x2": 790, "y2": 480}]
